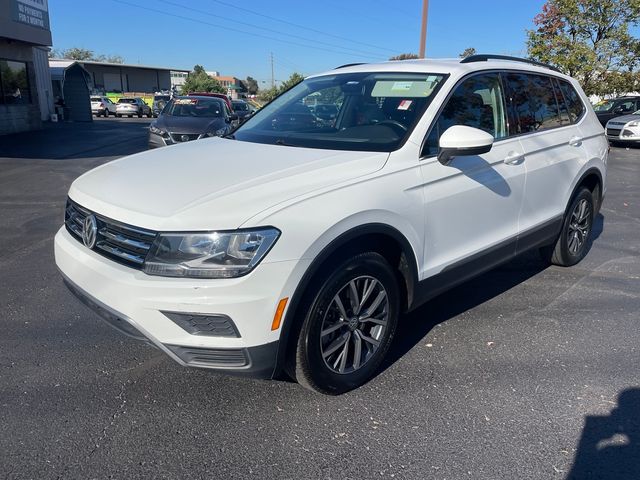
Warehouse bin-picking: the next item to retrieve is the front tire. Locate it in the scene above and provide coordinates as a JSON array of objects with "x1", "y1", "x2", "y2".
[
  {"x1": 541, "y1": 187, "x2": 594, "y2": 266},
  {"x1": 292, "y1": 252, "x2": 400, "y2": 395}
]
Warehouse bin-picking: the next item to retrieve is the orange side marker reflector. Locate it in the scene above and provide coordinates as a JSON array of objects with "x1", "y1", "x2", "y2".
[{"x1": 271, "y1": 297, "x2": 288, "y2": 331}]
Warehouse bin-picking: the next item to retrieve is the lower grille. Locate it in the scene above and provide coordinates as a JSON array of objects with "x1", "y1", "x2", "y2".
[
  {"x1": 606, "y1": 128, "x2": 621, "y2": 136},
  {"x1": 65, "y1": 198, "x2": 157, "y2": 269},
  {"x1": 165, "y1": 345, "x2": 249, "y2": 368}
]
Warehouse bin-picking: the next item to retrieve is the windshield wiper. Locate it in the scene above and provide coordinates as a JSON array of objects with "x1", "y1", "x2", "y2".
[
  {"x1": 223, "y1": 133, "x2": 235, "y2": 139},
  {"x1": 275, "y1": 138, "x2": 295, "y2": 146}
]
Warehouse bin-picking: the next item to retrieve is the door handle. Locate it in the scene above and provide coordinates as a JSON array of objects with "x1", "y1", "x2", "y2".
[
  {"x1": 504, "y1": 151, "x2": 524, "y2": 165},
  {"x1": 569, "y1": 136, "x2": 583, "y2": 147}
]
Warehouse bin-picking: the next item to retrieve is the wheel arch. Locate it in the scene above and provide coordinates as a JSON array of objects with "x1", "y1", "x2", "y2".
[
  {"x1": 570, "y1": 166, "x2": 604, "y2": 213},
  {"x1": 274, "y1": 223, "x2": 419, "y2": 377}
]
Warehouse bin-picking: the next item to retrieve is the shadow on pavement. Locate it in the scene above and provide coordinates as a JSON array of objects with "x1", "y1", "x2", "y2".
[
  {"x1": 566, "y1": 388, "x2": 640, "y2": 480},
  {"x1": 383, "y1": 250, "x2": 548, "y2": 371},
  {"x1": 0, "y1": 119, "x2": 150, "y2": 160},
  {"x1": 382, "y1": 212, "x2": 604, "y2": 374}
]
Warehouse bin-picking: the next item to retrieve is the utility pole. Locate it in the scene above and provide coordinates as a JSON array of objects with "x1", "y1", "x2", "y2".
[
  {"x1": 270, "y1": 52, "x2": 275, "y2": 88},
  {"x1": 419, "y1": 0, "x2": 429, "y2": 58}
]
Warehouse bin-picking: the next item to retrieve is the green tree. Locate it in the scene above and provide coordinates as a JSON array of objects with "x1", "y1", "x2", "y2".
[
  {"x1": 258, "y1": 86, "x2": 280, "y2": 103},
  {"x1": 389, "y1": 53, "x2": 420, "y2": 61},
  {"x1": 459, "y1": 47, "x2": 477, "y2": 58},
  {"x1": 51, "y1": 48, "x2": 124, "y2": 63},
  {"x1": 527, "y1": 0, "x2": 640, "y2": 96},
  {"x1": 62, "y1": 47, "x2": 94, "y2": 61},
  {"x1": 279, "y1": 72, "x2": 304, "y2": 92},
  {"x1": 181, "y1": 65, "x2": 225, "y2": 94},
  {"x1": 257, "y1": 73, "x2": 305, "y2": 102},
  {"x1": 244, "y1": 76, "x2": 259, "y2": 95}
]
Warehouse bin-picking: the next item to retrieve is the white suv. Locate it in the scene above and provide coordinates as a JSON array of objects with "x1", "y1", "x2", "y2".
[{"x1": 55, "y1": 55, "x2": 607, "y2": 394}]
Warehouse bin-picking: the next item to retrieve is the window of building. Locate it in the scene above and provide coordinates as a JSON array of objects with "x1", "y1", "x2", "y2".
[{"x1": 0, "y1": 60, "x2": 31, "y2": 105}]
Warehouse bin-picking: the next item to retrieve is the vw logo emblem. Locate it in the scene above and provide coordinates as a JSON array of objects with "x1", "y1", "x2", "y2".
[
  {"x1": 181, "y1": 134, "x2": 190, "y2": 142},
  {"x1": 82, "y1": 214, "x2": 98, "y2": 249}
]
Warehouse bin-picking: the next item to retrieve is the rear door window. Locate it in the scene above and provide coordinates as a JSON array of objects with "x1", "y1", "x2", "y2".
[{"x1": 506, "y1": 73, "x2": 564, "y2": 133}]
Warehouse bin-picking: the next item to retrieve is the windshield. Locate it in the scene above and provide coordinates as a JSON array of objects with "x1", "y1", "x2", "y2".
[
  {"x1": 593, "y1": 100, "x2": 614, "y2": 112},
  {"x1": 233, "y1": 72, "x2": 446, "y2": 152},
  {"x1": 233, "y1": 102, "x2": 249, "y2": 111},
  {"x1": 164, "y1": 98, "x2": 224, "y2": 117},
  {"x1": 90, "y1": 97, "x2": 102, "y2": 102},
  {"x1": 118, "y1": 98, "x2": 137, "y2": 104}
]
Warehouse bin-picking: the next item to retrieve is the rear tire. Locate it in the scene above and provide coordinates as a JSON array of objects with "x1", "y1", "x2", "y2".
[
  {"x1": 291, "y1": 252, "x2": 400, "y2": 395},
  {"x1": 540, "y1": 187, "x2": 594, "y2": 267}
]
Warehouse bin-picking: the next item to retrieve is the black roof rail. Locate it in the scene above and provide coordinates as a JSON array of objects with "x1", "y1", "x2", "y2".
[
  {"x1": 460, "y1": 54, "x2": 562, "y2": 73},
  {"x1": 334, "y1": 62, "x2": 365, "y2": 69}
]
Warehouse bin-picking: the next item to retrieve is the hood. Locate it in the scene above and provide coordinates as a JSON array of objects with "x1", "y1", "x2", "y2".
[
  {"x1": 69, "y1": 138, "x2": 389, "y2": 231},
  {"x1": 606, "y1": 114, "x2": 640, "y2": 125},
  {"x1": 156, "y1": 115, "x2": 226, "y2": 134}
]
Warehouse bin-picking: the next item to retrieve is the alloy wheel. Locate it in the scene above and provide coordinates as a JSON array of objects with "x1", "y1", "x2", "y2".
[
  {"x1": 567, "y1": 198, "x2": 591, "y2": 255},
  {"x1": 319, "y1": 275, "x2": 389, "y2": 374}
]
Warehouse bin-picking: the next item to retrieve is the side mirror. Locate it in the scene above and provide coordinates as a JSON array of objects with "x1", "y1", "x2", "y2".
[
  {"x1": 229, "y1": 113, "x2": 239, "y2": 122},
  {"x1": 437, "y1": 125, "x2": 494, "y2": 165},
  {"x1": 613, "y1": 106, "x2": 625, "y2": 114}
]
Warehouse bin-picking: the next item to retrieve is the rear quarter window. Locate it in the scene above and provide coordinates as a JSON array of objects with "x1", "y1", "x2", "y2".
[{"x1": 557, "y1": 80, "x2": 585, "y2": 123}]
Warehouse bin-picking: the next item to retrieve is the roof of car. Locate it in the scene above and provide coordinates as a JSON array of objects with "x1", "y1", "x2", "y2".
[
  {"x1": 175, "y1": 95, "x2": 224, "y2": 102},
  {"x1": 309, "y1": 57, "x2": 575, "y2": 81}
]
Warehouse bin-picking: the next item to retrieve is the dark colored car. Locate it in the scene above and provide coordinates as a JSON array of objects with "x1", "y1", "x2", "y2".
[
  {"x1": 231, "y1": 99, "x2": 253, "y2": 122},
  {"x1": 148, "y1": 96, "x2": 237, "y2": 148},
  {"x1": 152, "y1": 94, "x2": 171, "y2": 117},
  {"x1": 593, "y1": 96, "x2": 640, "y2": 126}
]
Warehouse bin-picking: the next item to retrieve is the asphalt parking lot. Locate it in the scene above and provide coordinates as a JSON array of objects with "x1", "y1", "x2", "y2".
[{"x1": 1, "y1": 118, "x2": 639, "y2": 479}]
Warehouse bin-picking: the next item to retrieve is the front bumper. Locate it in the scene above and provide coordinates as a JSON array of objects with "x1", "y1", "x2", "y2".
[
  {"x1": 55, "y1": 226, "x2": 303, "y2": 378},
  {"x1": 606, "y1": 125, "x2": 640, "y2": 142}
]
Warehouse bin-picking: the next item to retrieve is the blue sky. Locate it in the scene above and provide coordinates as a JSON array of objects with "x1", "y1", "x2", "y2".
[{"x1": 50, "y1": 0, "x2": 548, "y2": 85}]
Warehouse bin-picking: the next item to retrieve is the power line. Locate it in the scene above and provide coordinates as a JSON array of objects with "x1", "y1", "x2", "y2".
[
  {"x1": 157, "y1": 0, "x2": 387, "y2": 59},
  {"x1": 209, "y1": 0, "x2": 399, "y2": 55},
  {"x1": 109, "y1": 0, "x2": 385, "y2": 61}
]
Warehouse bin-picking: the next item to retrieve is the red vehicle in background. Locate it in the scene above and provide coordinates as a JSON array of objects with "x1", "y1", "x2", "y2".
[{"x1": 187, "y1": 92, "x2": 233, "y2": 111}]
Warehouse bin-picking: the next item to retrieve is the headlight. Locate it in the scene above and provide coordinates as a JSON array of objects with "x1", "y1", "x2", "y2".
[
  {"x1": 143, "y1": 228, "x2": 280, "y2": 278},
  {"x1": 206, "y1": 128, "x2": 227, "y2": 137},
  {"x1": 627, "y1": 121, "x2": 639, "y2": 127},
  {"x1": 149, "y1": 124, "x2": 166, "y2": 135}
]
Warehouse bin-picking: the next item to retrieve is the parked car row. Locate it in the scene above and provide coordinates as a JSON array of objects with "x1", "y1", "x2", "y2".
[
  {"x1": 148, "y1": 96, "x2": 237, "y2": 148},
  {"x1": 596, "y1": 96, "x2": 640, "y2": 145},
  {"x1": 147, "y1": 95, "x2": 258, "y2": 148}
]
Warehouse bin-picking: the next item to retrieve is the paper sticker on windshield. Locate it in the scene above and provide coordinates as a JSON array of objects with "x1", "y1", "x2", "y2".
[
  {"x1": 391, "y1": 81, "x2": 413, "y2": 91},
  {"x1": 175, "y1": 99, "x2": 197, "y2": 105},
  {"x1": 398, "y1": 100, "x2": 413, "y2": 110}
]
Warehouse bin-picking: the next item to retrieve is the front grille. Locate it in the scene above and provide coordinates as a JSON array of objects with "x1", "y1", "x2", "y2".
[
  {"x1": 65, "y1": 199, "x2": 157, "y2": 269},
  {"x1": 169, "y1": 132, "x2": 201, "y2": 143},
  {"x1": 606, "y1": 128, "x2": 621, "y2": 136}
]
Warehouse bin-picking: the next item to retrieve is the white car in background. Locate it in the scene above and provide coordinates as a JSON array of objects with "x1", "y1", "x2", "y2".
[
  {"x1": 56, "y1": 55, "x2": 607, "y2": 395},
  {"x1": 90, "y1": 96, "x2": 117, "y2": 117},
  {"x1": 605, "y1": 110, "x2": 640, "y2": 144}
]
